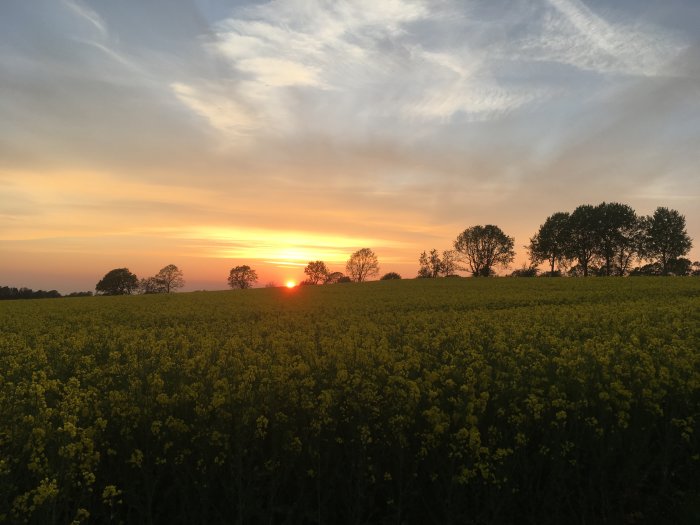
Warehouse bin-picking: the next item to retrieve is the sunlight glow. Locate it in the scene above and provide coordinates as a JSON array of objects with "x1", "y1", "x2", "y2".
[{"x1": 286, "y1": 280, "x2": 296, "y2": 288}]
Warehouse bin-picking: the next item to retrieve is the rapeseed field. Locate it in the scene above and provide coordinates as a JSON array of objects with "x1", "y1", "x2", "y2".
[{"x1": 1, "y1": 278, "x2": 698, "y2": 524}]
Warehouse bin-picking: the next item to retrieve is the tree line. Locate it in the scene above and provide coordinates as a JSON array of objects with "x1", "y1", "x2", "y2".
[
  {"x1": 416, "y1": 204, "x2": 697, "y2": 278},
  {"x1": 0, "y1": 286, "x2": 92, "y2": 301},
  {"x1": 94, "y1": 264, "x2": 185, "y2": 295},
  {"x1": 95, "y1": 203, "x2": 700, "y2": 295}
]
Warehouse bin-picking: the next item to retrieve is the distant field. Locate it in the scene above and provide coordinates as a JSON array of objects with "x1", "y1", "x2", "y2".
[{"x1": 1, "y1": 278, "x2": 699, "y2": 524}]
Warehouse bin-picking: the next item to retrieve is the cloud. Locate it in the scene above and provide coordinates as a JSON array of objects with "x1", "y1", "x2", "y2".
[
  {"x1": 513, "y1": 0, "x2": 687, "y2": 76},
  {"x1": 62, "y1": 0, "x2": 107, "y2": 36},
  {"x1": 170, "y1": 82, "x2": 258, "y2": 137}
]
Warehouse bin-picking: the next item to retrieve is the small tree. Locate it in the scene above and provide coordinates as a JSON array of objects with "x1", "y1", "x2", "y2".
[
  {"x1": 418, "y1": 249, "x2": 442, "y2": 278},
  {"x1": 155, "y1": 264, "x2": 185, "y2": 293},
  {"x1": 96, "y1": 268, "x2": 139, "y2": 295},
  {"x1": 380, "y1": 272, "x2": 402, "y2": 280},
  {"x1": 303, "y1": 261, "x2": 329, "y2": 284},
  {"x1": 440, "y1": 250, "x2": 458, "y2": 276},
  {"x1": 346, "y1": 248, "x2": 380, "y2": 282},
  {"x1": 324, "y1": 272, "x2": 346, "y2": 284},
  {"x1": 453, "y1": 225, "x2": 515, "y2": 277},
  {"x1": 227, "y1": 265, "x2": 258, "y2": 289},
  {"x1": 510, "y1": 265, "x2": 539, "y2": 277},
  {"x1": 139, "y1": 277, "x2": 166, "y2": 294},
  {"x1": 640, "y1": 207, "x2": 693, "y2": 275}
]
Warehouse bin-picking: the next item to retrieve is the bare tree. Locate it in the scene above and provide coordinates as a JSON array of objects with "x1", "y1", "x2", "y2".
[{"x1": 346, "y1": 248, "x2": 380, "y2": 282}]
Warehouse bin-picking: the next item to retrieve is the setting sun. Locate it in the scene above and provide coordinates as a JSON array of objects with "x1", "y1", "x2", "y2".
[{"x1": 286, "y1": 280, "x2": 296, "y2": 288}]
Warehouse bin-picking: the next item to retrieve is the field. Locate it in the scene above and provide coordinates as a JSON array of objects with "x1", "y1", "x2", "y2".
[{"x1": 1, "y1": 278, "x2": 699, "y2": 524}]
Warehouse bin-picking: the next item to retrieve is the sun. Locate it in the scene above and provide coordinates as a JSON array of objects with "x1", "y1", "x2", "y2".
[{"x1": 286, "y1": 280, "x2": 296, "y2": 288}]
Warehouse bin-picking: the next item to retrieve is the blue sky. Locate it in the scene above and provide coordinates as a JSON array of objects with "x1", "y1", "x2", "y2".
[{"x1": 1, "y1": 0, "x2": 699, "y2": 290}]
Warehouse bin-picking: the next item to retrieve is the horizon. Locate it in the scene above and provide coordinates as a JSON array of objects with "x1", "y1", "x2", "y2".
[{"x1": 2, "y1": 0, "x2": 699, "y2": 293}]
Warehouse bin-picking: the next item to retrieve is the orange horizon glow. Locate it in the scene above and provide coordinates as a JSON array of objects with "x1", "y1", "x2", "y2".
[{"x1": 286, "y1": 280, "x2": 296, "y2": 288}]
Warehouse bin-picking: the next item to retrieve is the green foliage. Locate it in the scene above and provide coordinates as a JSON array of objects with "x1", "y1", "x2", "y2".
[{"x1": 1, "y1": 279, "x2": 699, "y2": 524}]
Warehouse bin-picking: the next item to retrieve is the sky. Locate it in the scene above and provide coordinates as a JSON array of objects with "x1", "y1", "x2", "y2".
[{"x1": 1, "y1": 0, "x2": 699, "y2": 292}]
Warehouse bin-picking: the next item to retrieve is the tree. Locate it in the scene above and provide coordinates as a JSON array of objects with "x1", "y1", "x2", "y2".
[
  {"x1": 96, "y1": 268, "x2": 139, "y2": 295},
  {"x1": 155, "y1": 264, "x2": 185, "y2": 293},
  {"x1": 418, "y1": 249, "x2": 442, "y2": 278},
  {"x1": 303, "y1": 261, "x2": 329, "y2": 284},
  {"x1": 139, "y1": 277, "x2": 166, "y2": 294},
  {"x1": 640, "y1": 207, "x2": 693, "y2": 275},
  {"x1": 380, "y1": 272, "x2": 402, "y2": 280},
  {"x1": 346, "y1": 248, "x2": 380, "y2": 282},
  {"x1": 324, "y1": 272, "x2": 346, "y2": 284},
  {"x1": 564, "y1": 205, "x2": 600, "y2": 277},
  {"x1": 440, "y1": 250, "x2": 459, "y2": 277},
  {"x1": 453, "y1": 225, "x2": 515, "y2": 277},
  {"x1": 528, "y1": 212, "x2": 570, "y2": 275},
  {"x1": 227, "y1": 265, "x2": 258, "y2": 289},
  {"x1": 594, "y1": 203, "x2": 640, "y2": 276}
]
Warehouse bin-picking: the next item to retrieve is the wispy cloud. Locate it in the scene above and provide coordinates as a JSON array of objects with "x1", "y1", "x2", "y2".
[
  {"x1": 514, "y1": 0, "x2": 686, "y2": 76},
  {"x1": 62, "y1": 0, "x2": 107, "y2": 36}
]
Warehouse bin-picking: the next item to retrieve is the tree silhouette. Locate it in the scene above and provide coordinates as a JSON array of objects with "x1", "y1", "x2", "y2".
[
  {"x1": 564, "y1": 205, "x2": 600, "y2": 277},
  {"x1": 380, "y1": 272, "x2": 402, "y2": 280},
  {"x1": 96, "y1": 268, "x2": 139, "y2": 295},
  {"x1": 346, "y1": 248, "x2": 379, "y2": 282},
  {"x1": 303, "y1": 261, "x2": 329, "y2": 284},
  {"x1": 641, "y1": 207, "x2": 693, "y2": 275},
  {"x1": 528, "y1": 212, "x2": 570, "y2": 275},
  {"x1": 418, "y1": 249, "x2": 442, "y2": 278},
  {"x1": 227, "y1": 265, "x2": 258, "y2": 289},
  {"x1": 454, "y1": 225, "x2": 515, "y2": 277},
  {"x1": 155, "y1": 264, "x2": 185, "y2": 292},
  {"x1": 324, "y1": 272, "x2": 346, "y2": 284}
]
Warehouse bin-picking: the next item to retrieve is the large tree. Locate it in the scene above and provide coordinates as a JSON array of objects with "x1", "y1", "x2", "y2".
[
  {"x1": 227, "y1": 265, "x2": 258, "y2": 289},
  {"x1": 453, "y1": 225, "x2": 515, "y2": 277},
  {"x1": 303, "y1": 261, "x2": 329, "y2": 284},
  {"x1": 346, "y1": 248, "x2": 379, "y2": 282},
  {"x1": 641, "y1": 207, "x2": 693, "y2": 275},
  {"x1": 95, "y1": 268, "x2": 139, "y2": 295},
  {"x1": 564, "y1": 205, "x2": 600, "y2": 277},
  {"x1": 155, "y1": 264, "x2": 185, "y2": 293},
  {"x1": 528, "y1": 211, "x2": 570, "y2": 275}
]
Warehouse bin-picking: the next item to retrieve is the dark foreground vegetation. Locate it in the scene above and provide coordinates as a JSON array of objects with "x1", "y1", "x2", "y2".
[{"x1": 1, "y1": 278, "x2": 699, "y2": 524}]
